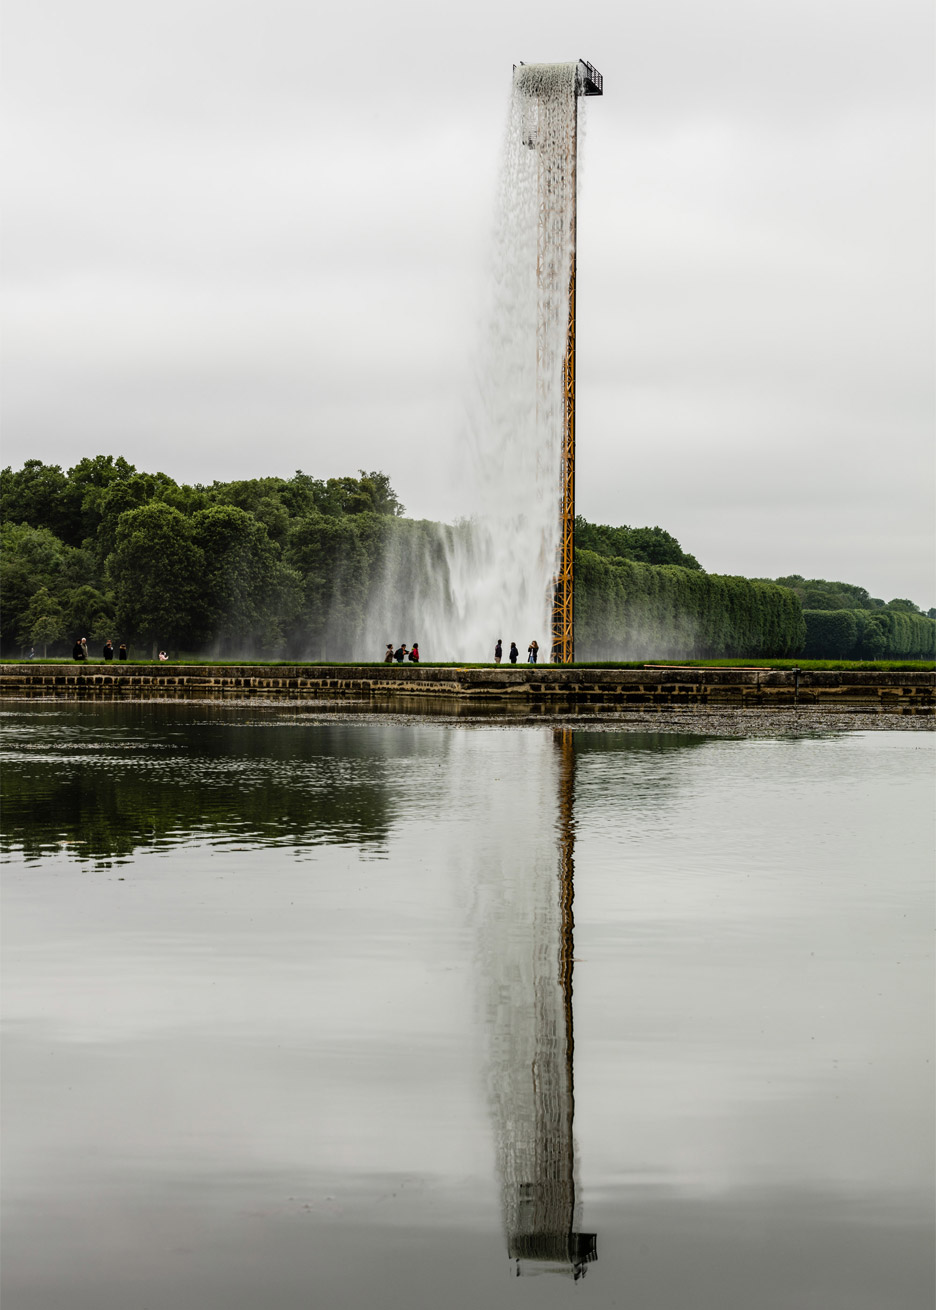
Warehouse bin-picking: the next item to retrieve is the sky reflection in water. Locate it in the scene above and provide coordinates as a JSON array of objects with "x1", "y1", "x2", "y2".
[{"x1": 2, "y1": 704, "x2": 933, "y2": 1309}]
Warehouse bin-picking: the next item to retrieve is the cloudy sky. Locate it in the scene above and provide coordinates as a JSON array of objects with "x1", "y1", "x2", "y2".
[{"x1": 3, "y1": 0, "x2": 933, "y2": 605}]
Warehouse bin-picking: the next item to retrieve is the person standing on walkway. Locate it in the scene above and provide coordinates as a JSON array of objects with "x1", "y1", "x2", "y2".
[
  {"x1": 494, "y1": 639, "x2": 502, "y2": 664},
  {"x1": 103, "y1": 640, "x2": 114, "y2": 660},
  {"x1": 80, "y1": 637, "x2": 89, "y2": 660},
  {"x1": 393, "y1": 645, "x2": 407, "y2": 663},
  {"x1": 118, "y1": 644, "x2": 128, "y2": 660},
  {"x1": 527, "y1": 640, "x2": 539, "y2": 663},
  {"x1": 509, "y1": 642, "x2": 519, "y2": 664},
  {"x1": 72, "y1": 639, "x2": 85, "y2": 661},
  {"x1": 384, "y1": 644, "x2": 394, "y2": 663},
  {"x1": 408, "y1": 643, "x2": 420, "y2": 663}
]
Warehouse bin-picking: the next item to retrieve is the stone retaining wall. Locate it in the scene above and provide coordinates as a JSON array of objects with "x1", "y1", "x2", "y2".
[{"x1": 2, "y1": 664, "x2": 932, "y2": 713}]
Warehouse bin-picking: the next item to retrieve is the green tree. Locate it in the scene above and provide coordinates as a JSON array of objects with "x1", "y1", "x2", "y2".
[
  {"x1": 0, "y1": 522, "x2": 71, "y2": 654},
  {"x1": 313, "y1": 471, "x2": 405, "y2": 518},
  {"x1": 190, "y1": 504, "x2": 301, "y2": 651},
  {"x1": 802, "y1": 610, "x2": 859, "y2": 658},
  {"x1": 61, "y1": 455, "x2": 138, "y2": 548},
  {"x1": 206, "y1": 479, "x2": 292, "y2": 548},
  {"x1": 95, "y1": 472, "x2": 169, "y2": 538},
  {"x1": 285, "y1": 511, "x2": 388, "y2": 657},
  {"x1": 107, "y1": 502, "x2": 204, "y2": 653},
  {"x1": 0, "y1": 460, "x2": 76, "y2": 541},
  {"x1": 574, "y1": 516, "x2": 702, "y2": 570},
  {"x1": 858, "y1": 612, "x2": 889, "y2": 659},
  {"x1": 64, "y1": 584, "x2": 115, "y2": 645},
  {"x1": 16, "y1": 585, "x2": 67, "y2": 657},
  {"x1": 774, "y1": 577, "x2": 875, "y2": 611}
]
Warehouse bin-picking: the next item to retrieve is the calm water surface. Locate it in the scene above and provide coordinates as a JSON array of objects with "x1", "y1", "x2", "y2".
[{"x1": 2, "y1": 704, "x2": 933, "y2": 1309}]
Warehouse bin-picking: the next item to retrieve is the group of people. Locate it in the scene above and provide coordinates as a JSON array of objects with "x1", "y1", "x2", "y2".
[
  {"x1": 493, "y1": 639, "x2": 538, "y2": 664},
  {"x1": 385, "y1": 643, "x2": 420, "y2": 663},
  {"x1": 72, "y1": 639, "x2": 128, "y2": 661}
]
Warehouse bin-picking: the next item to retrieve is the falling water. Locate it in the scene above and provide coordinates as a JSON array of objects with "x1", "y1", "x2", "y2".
[{"x1": 357, "y1": 63, "x2": 583, "y2": 663}]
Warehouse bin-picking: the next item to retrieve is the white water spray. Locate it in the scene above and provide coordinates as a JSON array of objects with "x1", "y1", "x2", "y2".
[{"x1": 359, "y1": 64, "x2": 583, "y2": 662}]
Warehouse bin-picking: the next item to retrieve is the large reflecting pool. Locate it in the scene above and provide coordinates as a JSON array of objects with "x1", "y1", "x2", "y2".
[{"x1": 2, "y1": 704, "x2": 933, "y2": 1309}]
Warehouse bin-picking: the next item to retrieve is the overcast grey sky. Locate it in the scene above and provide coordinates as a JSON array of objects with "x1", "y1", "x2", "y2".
[{"x1": 3, "y1": 0, "x2": 933, "y2": 604}]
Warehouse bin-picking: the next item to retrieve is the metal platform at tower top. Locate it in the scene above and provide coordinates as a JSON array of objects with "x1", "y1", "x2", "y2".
[{"x1": 577, "y1": 59, "x2": 603, "y2": 96}]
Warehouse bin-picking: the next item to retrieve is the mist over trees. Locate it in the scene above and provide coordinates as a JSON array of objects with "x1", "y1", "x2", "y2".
[
  {"x1": 575, "y1": 553, "x2": 806, "y2": 660},
  {"x1": 2, "y1": 457, "x2": 933, "y2": 661}
]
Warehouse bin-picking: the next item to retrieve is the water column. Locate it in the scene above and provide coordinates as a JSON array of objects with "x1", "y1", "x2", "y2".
[{"x1": 360, "y1": 62, "x2": 600, "y2": 664}]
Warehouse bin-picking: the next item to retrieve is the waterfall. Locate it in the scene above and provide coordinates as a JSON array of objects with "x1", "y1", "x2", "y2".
[{"x1": 357, "y1": 63, "x2": 582, "y2": 664}]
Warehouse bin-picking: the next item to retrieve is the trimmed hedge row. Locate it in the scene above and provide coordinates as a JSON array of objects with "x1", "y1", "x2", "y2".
[
  {"x1": 803, "y1": 608, "x2": 936, "y2": 660},
  {"x1": 575, "y1": 551, "x2": 806, "y2": 660}
]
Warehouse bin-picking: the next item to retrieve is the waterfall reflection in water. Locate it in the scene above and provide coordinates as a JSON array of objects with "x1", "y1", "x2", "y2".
[
  {"x1": 1, "y1": 705, "x2": 933, "y2": 1310},
  {"x1": 452, "y1": 727, "x2": 596, "y2": 1278}
]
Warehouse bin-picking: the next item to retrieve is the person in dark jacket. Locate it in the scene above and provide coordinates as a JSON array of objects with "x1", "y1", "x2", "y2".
[
  {"x1": 494, "y1": 639, "x2": 502, "y2": 664},
  {"x1": 118, "y1": 644, "x2": 128, "y2": 660},
  {"x1": 393, "y1": 645, "x2": 407, "y2": 663},
  {"x1": 103, "y1": 640, "x2": 114, "y2": 660},
  {"x1": 509, "y1": 642, "x2": 519, "y2": 664},
  {"x1": 527, "y1": 640, "x2": 539, "y2": 663},
  {"x1": 72, "y1": 640, "x2": 85, "y2": 661}
]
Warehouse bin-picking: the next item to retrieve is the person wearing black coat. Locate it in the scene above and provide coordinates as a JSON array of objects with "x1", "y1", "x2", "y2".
[
  {"x1": 118, "y1": 644, "x2": 128, "y2": 660},
  {"x1": 103, "y1": 640, "x2": 114, "y2": 660},
  {"x1": 509, "y1": 642, "x2": 519, "y2": 664},
  {"x1": 72, "y1": 640, "x2": 85, "y2": 661}
]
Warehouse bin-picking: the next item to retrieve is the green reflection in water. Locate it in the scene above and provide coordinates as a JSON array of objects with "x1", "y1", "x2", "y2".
[{"x1": 1, "y1": 704, "x2": 406, "y2": 865}]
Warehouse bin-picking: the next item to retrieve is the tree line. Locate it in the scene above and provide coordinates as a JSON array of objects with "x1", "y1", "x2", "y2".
[
  {"x1": 767, "y1": 575, "x2": 935, "y2": 660},
  {"x1": 1, "y1": 456, "x2": 933, "y2": 660},
  {"x1": 1, "y1": 457, "x2": 404, "y2": 657}
]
